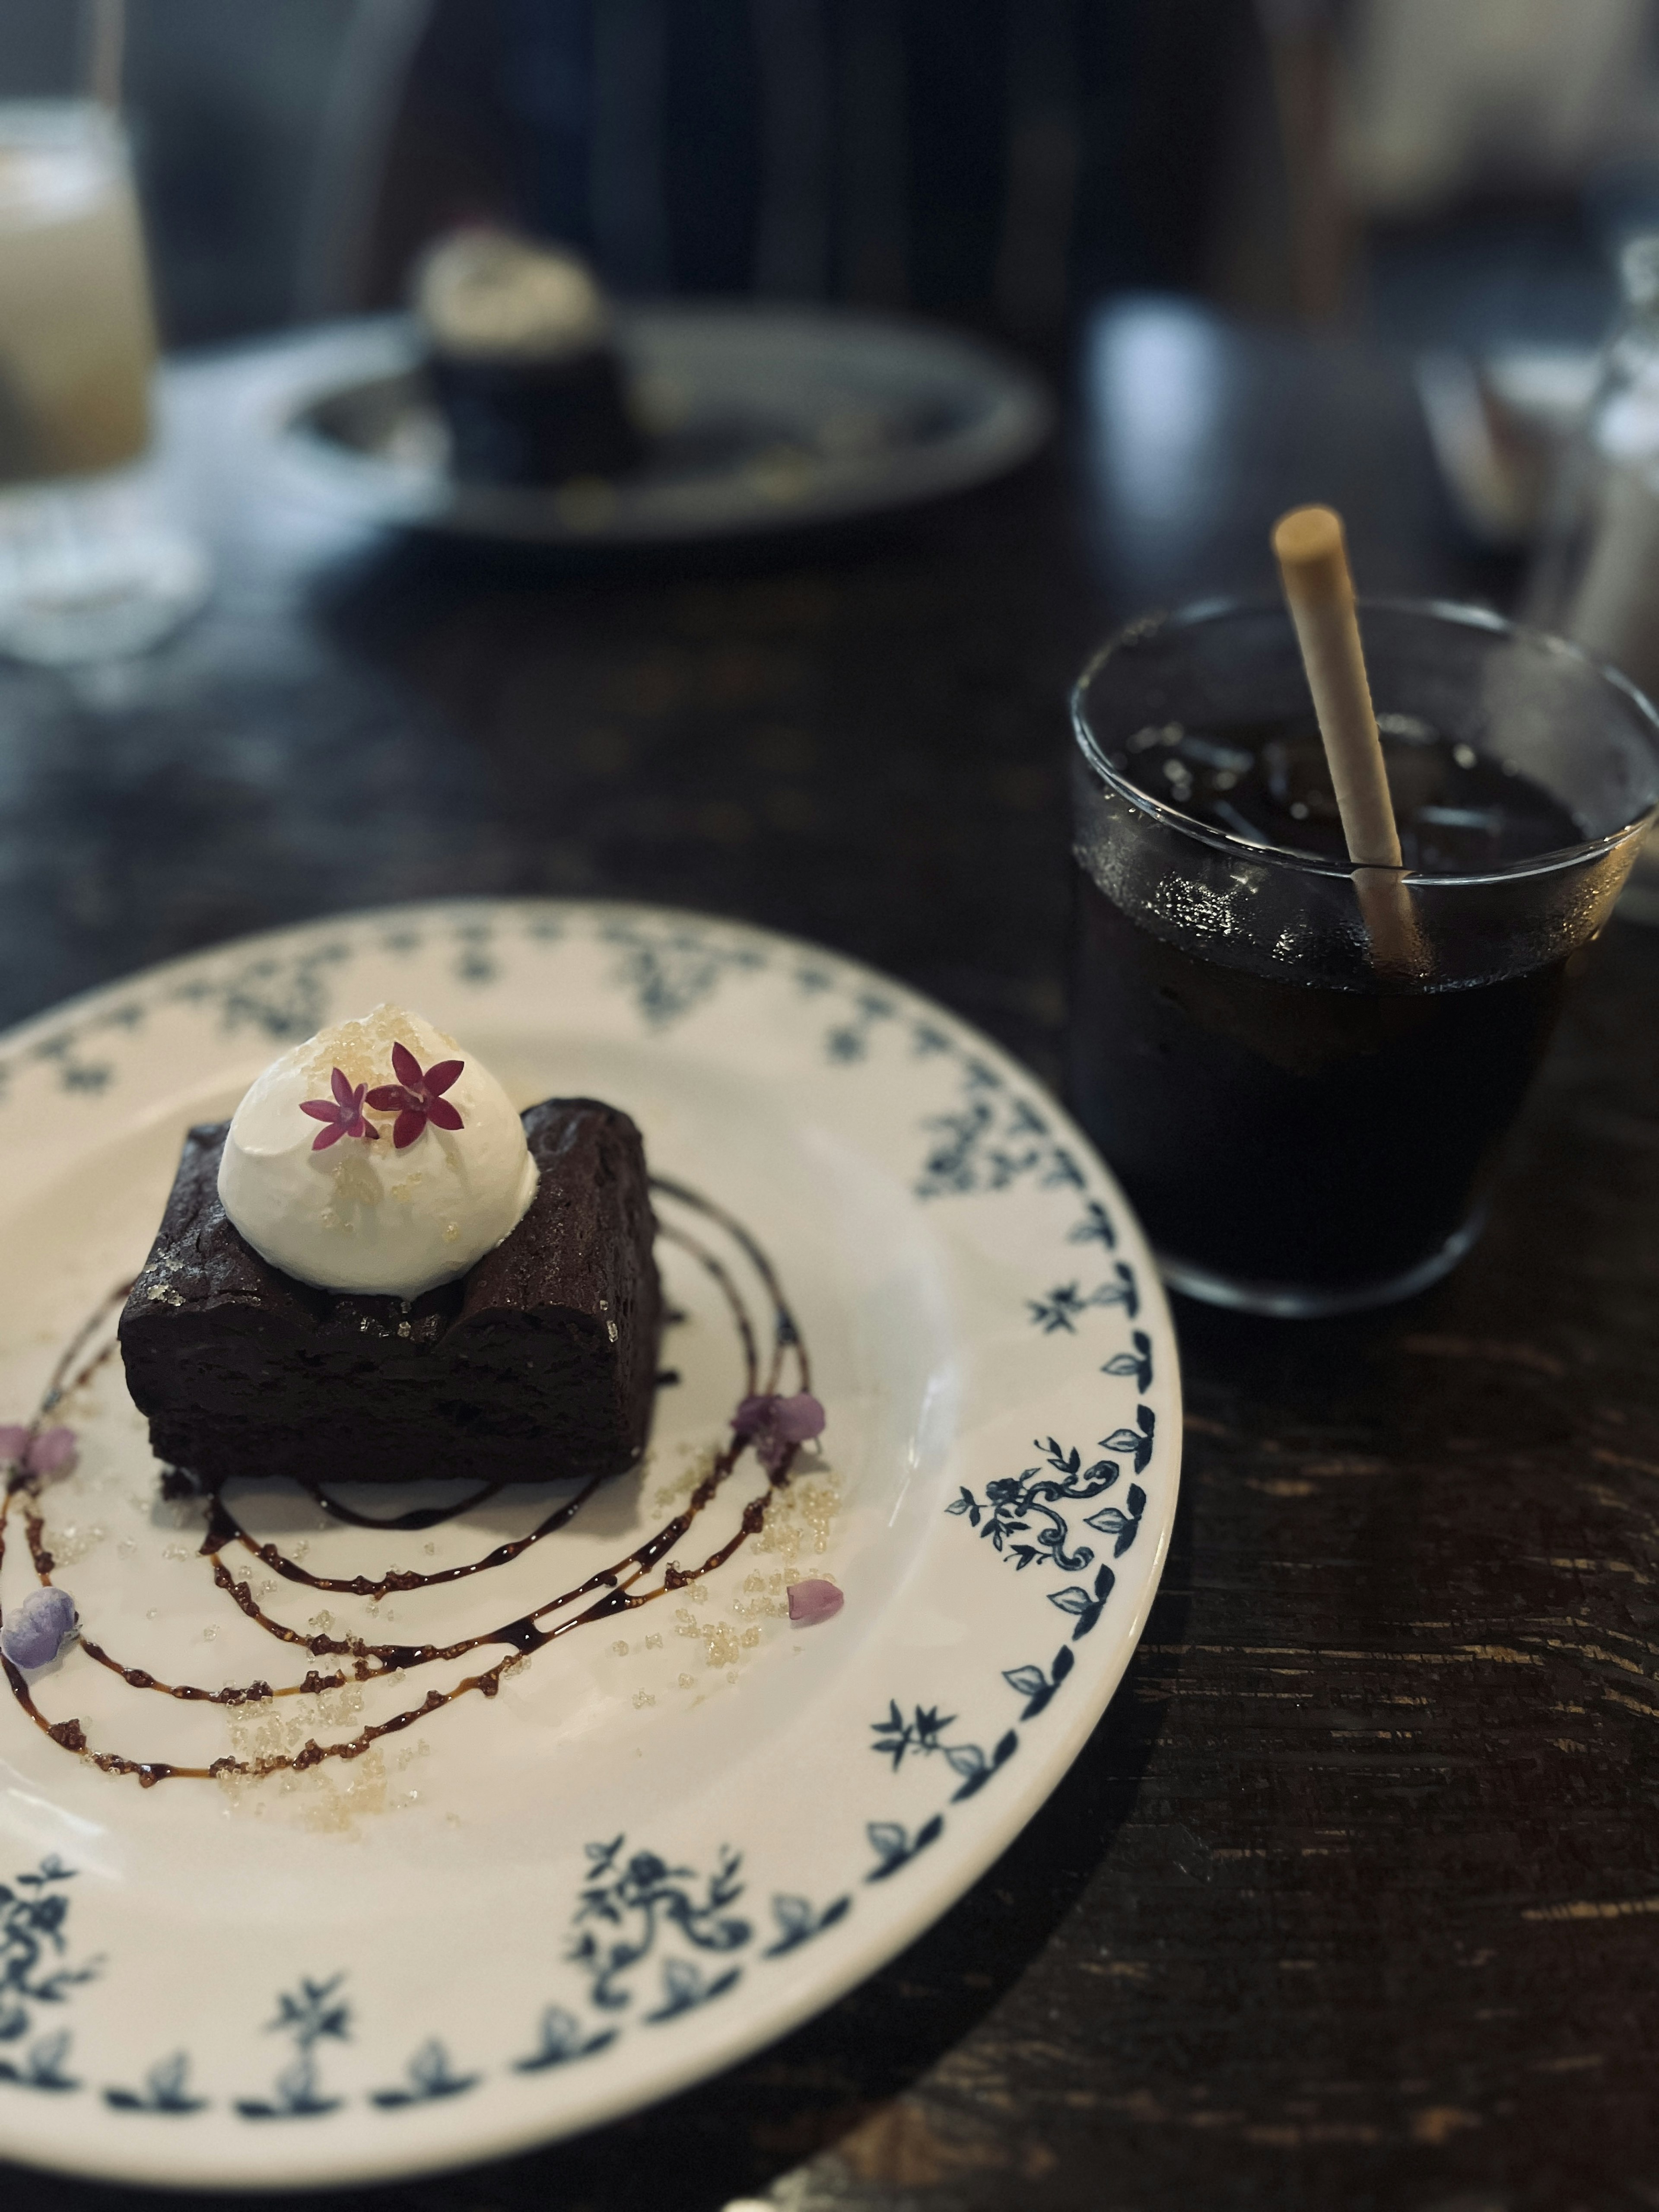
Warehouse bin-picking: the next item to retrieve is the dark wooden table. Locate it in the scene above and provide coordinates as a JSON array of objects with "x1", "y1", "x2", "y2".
[{"x1": 5, "y1": 304, "x2": 1657, "y2": 2212}]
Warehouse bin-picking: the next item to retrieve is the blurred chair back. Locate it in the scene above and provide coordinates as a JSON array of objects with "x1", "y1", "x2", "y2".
[{"x1": 298, "y1": 0, "x2": 1249, "y2": 343}]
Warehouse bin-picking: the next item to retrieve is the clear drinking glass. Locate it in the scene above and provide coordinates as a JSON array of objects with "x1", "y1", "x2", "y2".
[
  {"x1": 1525, "y1": 233, "x2": 1659, "y2": 922},
  {"x1": 0, "y1": 99, "x2": 207, "y2": 663},
  {"x1": 1068, "y1": 599, "x2": 1659, "y2": 1318}
]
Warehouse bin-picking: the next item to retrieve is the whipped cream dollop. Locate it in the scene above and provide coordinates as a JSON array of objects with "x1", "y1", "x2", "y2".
[
  {"x1": 415, "y1": 228, "x2": 610, "y2": 362},
  {"x1": 216, "y1": 1004, "x2": 538, "y2": 1298}
]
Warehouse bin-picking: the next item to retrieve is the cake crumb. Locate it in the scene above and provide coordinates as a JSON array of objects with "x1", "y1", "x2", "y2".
[
  {"x1": 632, "y1": 1689, "x2": 655, "y2": 1708},
  {"x1": 644, "y1": 1633, "x2": 661, "y2": 1650},
  {"x1": 611, "y1": 1639, "x2": 629, "y2": 1656}
]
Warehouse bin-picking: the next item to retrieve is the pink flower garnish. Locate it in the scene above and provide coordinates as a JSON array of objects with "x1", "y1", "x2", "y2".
[
  {"x1": 299, "y1": 1067, "x2": 381, "y2": 1151},
  {"x1": 366, "y1": 1042, "x2": 465, "y2": 1150},
  {"x1": 732, "y1": 1391, "x2": 826, "y2": 1475},
  {"x1": 0, "y1": 1425, "x2": 77, "y2": 1478},
  {"x1": 787, "y1": 1578, "x2": 843, "y2": 1626}
]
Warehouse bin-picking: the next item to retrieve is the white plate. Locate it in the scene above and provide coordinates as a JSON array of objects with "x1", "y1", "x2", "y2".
[
  {"x1": 266, "y1": 310, "x2": 1053, "y2": 545},
  {"x1": 0, "y1": 899, "x2": 1179, "y2": 2190}
]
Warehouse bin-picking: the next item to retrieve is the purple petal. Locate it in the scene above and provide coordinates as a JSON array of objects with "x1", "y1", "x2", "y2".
[
  {"x1": 731, "y1": 1395, "x2": 772, "y2": 1439},
  {"x1": 25, "y1": 1428, "x2": 77, "y2": 1477},
  {"x1": 787, "y1": 1579, "x2": 843, "y2": 1626},
  {"x1": 0, "y1": 1425, "x2": 31, "y2": 1466},
  {"x1": 311, "y1": 1121, "x2": 347, "y2": 1150},
  {"x1": 364, "y1": 1084, "x2": 414, "y2": 1112},
  {"x1": 770, "y1": 1393, "x2": 826, "y2": 1445},
  {"x1": 393, "y1": 1109, "x2": 426, "y2": 1149},
  {"x1": 330, "y1": 1065, "x2": 355, "y2": 1108},
  {"x1": 424, "y1": 1097, "x2": 464, "y2": 1132},
  {"x1": 423, "y1": 1059, "x2": 464, "y2": 1097},
  {"x1": 299, "y1": 1100, "x2": 339, "y2": 1122},
  {"x1": 732, "y1": 1392, "x2": 825, "y2": 1474},
  {"x1": 0, "y1": 1584, "x2": 78, "y2": 1672},
  {"x1": 391, "y1": 1040, "x2": 422, "y2": 1090}
]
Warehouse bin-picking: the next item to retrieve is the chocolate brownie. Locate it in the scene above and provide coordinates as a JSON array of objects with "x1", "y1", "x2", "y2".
[{"x1": 118, "y1": 1099, "x2": 661, "y2": 1486}]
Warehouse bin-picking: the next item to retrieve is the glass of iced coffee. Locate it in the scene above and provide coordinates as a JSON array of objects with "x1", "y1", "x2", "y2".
[
  {"x1": 1068, "y1": 600, "x2": 1659, "y2": 1316},
  {"x1": 0, "y1": 98, "x2": 206, "y2": 662}
]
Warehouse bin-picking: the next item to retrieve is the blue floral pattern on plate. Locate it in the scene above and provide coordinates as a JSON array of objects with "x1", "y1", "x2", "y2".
[{"x1": 0, "y1": 899, "x2": 1177, "y2": 2185}]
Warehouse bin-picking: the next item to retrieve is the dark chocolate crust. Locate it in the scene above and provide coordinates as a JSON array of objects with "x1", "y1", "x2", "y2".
[
  {"x1": 117, "y1": 1099, "x2": 661, "y2": 1486},
  {"x1": 429, "y1": 350, "x2": 644, "y2": 486}
]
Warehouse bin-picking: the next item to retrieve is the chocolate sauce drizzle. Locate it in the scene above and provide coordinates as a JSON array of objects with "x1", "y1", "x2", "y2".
[{"x1": 0, "y1": 1181, "x2": 814, "y2": 1789}]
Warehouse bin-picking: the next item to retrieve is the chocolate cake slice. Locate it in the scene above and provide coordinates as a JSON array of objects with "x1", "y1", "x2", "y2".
[{"x1": 118, "y1": 1100, "x2": 660, "y2": 1486}]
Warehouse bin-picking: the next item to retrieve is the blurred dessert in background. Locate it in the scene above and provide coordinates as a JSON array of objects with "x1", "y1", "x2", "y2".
[{"x1": 414, "y1": 226, "x2": 644, "y2": 487}]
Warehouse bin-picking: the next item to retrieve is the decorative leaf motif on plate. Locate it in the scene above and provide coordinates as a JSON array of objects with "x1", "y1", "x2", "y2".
[
  {"x1": 643, "y1": 1957, "x2": 743, "y2": 2023},
  {"x1": 761, "y1": 1892, "x2": 852, "y2": 1957},
  {"x1": 601, "y1": 923, "x2": 766, "y2": 1028},
  {"x1": 1027, "y1": 1265, "x2": 1139, "y2": 1332},
  {"x1": 234, "y1": 1975, "x2": 351, "y2": 2120},
  {"x1": 864, "y1": 1817, "x2": 944, "y2": 1881},
  {"x1": 823, "y1": 990, "x2": 897, "y2": 1064},
  {"x1": 451, "y1": 924, "x2": 498, "y2": 984},
  {"x1": 369, "y1": 2039, "x2": 479, "y2": 2108},
  {"x1": 869, "y1": 1703, "x2": 1019, "y2": 1802},
  {"x1": 1002, "y1": 1645, "x2": 1075, "y2": 1721},
  {"x1": 1084, "y1": 1481, "x2": 1148, "y2": 1558},
  {"x1": 568, "y1": 1837, "x2": 750, "y2": 2015},
  {"x1": 104, "y1": 2052, "x2": 210, "y2": 2113},
  {"x1": 1102, "y1": 1328, "x2": 1155, "y2": 1392},
  {"x1": 1068, "y1": 1198, "x2": 1117, "y2": 1249},
  {"x1": 1047, "y1": 1560, "x2": 1117, "y2": 1640},
  {"x1": 513, "y1": 2007, "x2": 619, "y2": 2072},
  {"x1": 175, "y1": 945, "x2": 349, "y2": 1044},
  {"x1": 945, "y1": 1433, "x2": 1128, "y2": 1574},
  {"x1": 0, "y1": 1859, "x2": 96, "y2": 2094}
]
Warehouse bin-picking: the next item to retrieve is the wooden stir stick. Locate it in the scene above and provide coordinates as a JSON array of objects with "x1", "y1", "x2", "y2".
[{"x1": 1272, "y1": 504, "x2": 1421, "y2": 973}]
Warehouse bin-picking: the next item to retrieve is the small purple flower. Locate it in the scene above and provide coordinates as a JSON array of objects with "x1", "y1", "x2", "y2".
[
  {"x1": 787, "y1": 1578, "x2": 844, "y2": 1626},
  {"x1": 732, "y1": 1391, "x2": 826, "y2": 1475},
  {"x1": 299, "y1": 1066, "x2": 381, "y2": 1151},
  {"x1": 365, "y1": 1042, "x2": 465, "y2": 1150},
  {"x1": 0, "y1": 1585, "x2": 79, "y2": 1672},
  {"x1": 0, "y1": 1425, "x2": 77, "y2": 1479}
]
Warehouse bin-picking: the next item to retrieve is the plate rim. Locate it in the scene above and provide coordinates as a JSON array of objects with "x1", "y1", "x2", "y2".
[
  {"x1": 0, "y1": 896, "x2": 1180, "y2": 2193},
  {"x1": 261, "y1": 309, "x2": 1055, "y2": 546}
]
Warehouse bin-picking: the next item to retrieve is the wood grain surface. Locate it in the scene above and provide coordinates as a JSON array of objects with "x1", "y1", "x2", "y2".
[{"x1": 2, "y1": 309, "x2": 1653, "y2": 2212}]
